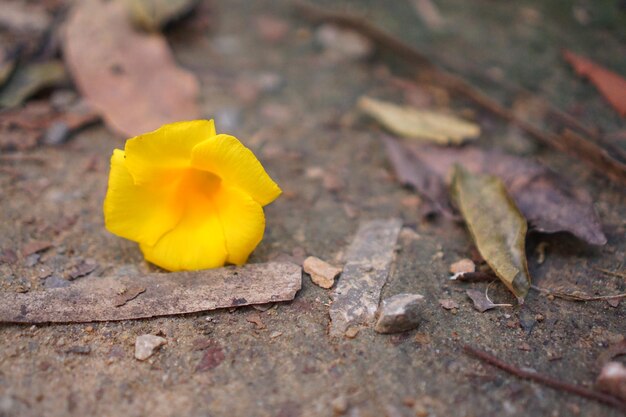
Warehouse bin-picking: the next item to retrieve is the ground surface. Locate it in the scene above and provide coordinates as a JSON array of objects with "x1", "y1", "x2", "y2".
[{"x1": 1, "y1": 0, "x2": 625, "y2": 416}]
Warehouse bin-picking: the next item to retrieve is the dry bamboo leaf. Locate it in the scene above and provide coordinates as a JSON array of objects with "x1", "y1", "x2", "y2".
[
  {"x1": 452, "y1": 166, "x2": 531, "y2": 302},
  {"x1": 358, "y1": 96, "x2": 479, "y2": 144},
  {"x1": 563, "y1": 50, "x2": 626, "y2": 117},
  {"x1": 62, "y1": 0, "x2": 199, "y2": 137}
]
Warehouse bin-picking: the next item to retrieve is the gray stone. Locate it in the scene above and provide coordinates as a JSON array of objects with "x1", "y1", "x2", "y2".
[
  {"x1": 329, "y1": 218, "x2": 402, "y2": 336},
  {"x1": 134, "y1": 334, "x2": 167, "y2": 361},
  {"x1": 374, "y1": 293, "x2": 424, "y2": 334}
]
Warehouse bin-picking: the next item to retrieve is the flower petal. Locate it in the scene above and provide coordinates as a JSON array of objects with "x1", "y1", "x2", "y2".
[
  {"x1": 139, "y1": 204, "x2": 228, "y2": 272},
  {"x1": 213, "y1": 184, "x2": 266, "y2": 265},
  {"x1": 191, "y1": 134, "x2": 281, "y2": 206},
  {"x1": 104, "y1": 149, "x2": 181, "y2": 246},
  {"x1": 125, "y1": 120, "x2": 216, "y2": 185}
]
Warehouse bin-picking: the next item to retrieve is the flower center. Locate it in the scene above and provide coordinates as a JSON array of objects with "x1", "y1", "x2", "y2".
[{"x1": 176, "y1": 168, "x2": 222, "y2": 212}]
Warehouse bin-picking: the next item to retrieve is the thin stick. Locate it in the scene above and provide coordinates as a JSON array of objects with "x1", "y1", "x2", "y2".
[
  {"x1": 531, "y1": 285, "x2": 626, "y2": 302},
  {"x1": 295, "y1": 1, "x2": 626, "y2": 186},
  {"x1": 463, "y1": 345, "x2": 626, "y2": 412},
  {"x1": 595, "y1": 268, "x2": 626, "y2": 279}
]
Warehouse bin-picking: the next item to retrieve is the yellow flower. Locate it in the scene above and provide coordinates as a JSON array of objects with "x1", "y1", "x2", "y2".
[{"x1": 103, "y1": 120, "x2": 281, "y2": 271}]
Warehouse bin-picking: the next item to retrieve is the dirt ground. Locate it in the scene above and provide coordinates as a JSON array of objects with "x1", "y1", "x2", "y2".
[{"x1": 1, "y1": 0, "x2": 625, "y2": 416}]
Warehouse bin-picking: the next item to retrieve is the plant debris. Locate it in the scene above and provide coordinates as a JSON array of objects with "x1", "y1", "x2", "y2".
[
  {"x1": 466, "y1": 289, "x2": 512, "y2": 313},
  {"x1": 452, "y1": 167, "x2": 530, "y2": 302},
  {"x1": 358, "y1": 96, "x2": 479, "y2": 145},
  {"x1": 383, "y1": 137, "x2": 606, "y2": 245},
  {"x1": 0, "y1": 100, "x2": 99, "y2": 151},
  {"x1": 0, "y1": 60, "x2": 67, "y2": 109},
  {"x1": 124, "y1": 0, "x2": 200, "y2": 31},
  {"x1": 329, "y1": 218, "x2": 402, "y2": 336},
  {"x1": 297, "y1": 2, "x2": 626, "y2": 186},
  {"x1": 63, "y1": 0, "x2": 200, "y2": 137},
  {"x1": 464, "y1": 345, "x2": 626, "y2": 412},
  {"x1": 439, "y1": 299, "x2": 459, "y2": 310},
  {"x1": 303, "y1": 256, "x2": 342, "y2": 289},
  {"x1": 113, "y1": 285, "x2": 146, "y2": 307},
  {"x1": 0, "y1": 262, "x2": 302, "y2": 323},
  {"x1": 563, "y1": 50, "x2": 626, "y2": 117}
]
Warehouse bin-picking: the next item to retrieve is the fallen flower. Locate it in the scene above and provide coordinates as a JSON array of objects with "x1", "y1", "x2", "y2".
[{"x1": 104, "y1": 120, "x2": 281, "y2": 271}]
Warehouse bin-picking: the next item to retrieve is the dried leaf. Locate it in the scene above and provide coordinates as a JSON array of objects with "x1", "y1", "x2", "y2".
[
  {"x1": 439, "y1": 299, "x2": 459, "y2": 310},
  {"x1": 0, "y1": 262, "x2": 301, "y2": 323},
  {"x1": 382, "y1": 136, "x2": 454, "y2": 216},
  {"x1": 383, "y1": 137, "x2": 607, "y2": 245},
  {"x1": 63, "y1": 0, "x2": 200, "y2": 137},
  {"x1": 563, "y1": 50, "x2": 626, "y2": 117},
  {"x1": 0, "y1": 100, "x2": 99, "y2": 151},
  {"x1": 124, "y1": 0, "x2": 200, "y2": 31},
  {"x1": 466, "y1": 289, "x2": 511, "y2": 313},
  {"x1": 0, "y1": 61, "x2": 67, "y2": 108},
  {"x1": 359, "y1": 96, "x2": 480, "y2": 144},
  {"x1": 452, "y1": 166, "x2": 531, "y2": 302}
]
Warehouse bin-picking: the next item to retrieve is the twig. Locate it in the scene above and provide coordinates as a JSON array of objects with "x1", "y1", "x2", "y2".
[
  {"x1": 463, "y1": 345, "x2": 626, "y2": 412},
  {"x1": 531, "y1": 285, "x2": 626, "y2": 302},
  {"x1": 595, "y1": 268, "x2": 626, "y2": 279},
  {"x1": 295, "y1": 1, "x2": 626, "y2": 186}
]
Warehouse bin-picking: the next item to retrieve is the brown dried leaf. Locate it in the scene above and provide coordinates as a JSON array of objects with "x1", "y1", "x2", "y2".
[
  {"x1": 359, "y1": 96, "x2": 480, "y2": 144},
  {"x1": 466, "y1": 289, "x2": 511, "y2": 313},
  {"x1": 63, "y1": 0, "x2": 199, "y2": 137},
  {"x1": 0, "y1": 262, "x2": 301, "y2": 323},
  {"x1": 0, "y1": 61, "x2": 67, "y2": 108},
  {"x1": 452, "y1": 167, "x2": 531, "y2": 302},
  {"x1": 124, "y1": 0, "x2": 200, "y2": 31},
  {"x1": 563, "y1": 50, "x2": 626, "y2": 117},
  {"x1": 383, "y1": 137, "x2": 607, "y2": 245},
  {"x1": 382, "y1": 136, "x2": 454, "y2": 216},
  {"x1": 439, "y1": 299, "x2": 459, "y2": 310}
]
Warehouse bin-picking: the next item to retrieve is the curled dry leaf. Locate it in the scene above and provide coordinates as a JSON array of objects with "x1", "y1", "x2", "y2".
[
  {"x1": 452, "y1": 166, "x2": 531, "y2": 302},
  {"x1": 563, "y1": 50, "x2": 626, "y2": 117},
  {"x1": 63, "y1": 0, "x2": 200, "y2": 137},
  {"x1": 359, "y1": 96, "x2": 480, "y2": 145},
  {"x1": 382, "y1": 137, "x2": 606, "y2": 245},
  {"x1": 466, "y1": 289, "x2": 511, "y2": 313}
]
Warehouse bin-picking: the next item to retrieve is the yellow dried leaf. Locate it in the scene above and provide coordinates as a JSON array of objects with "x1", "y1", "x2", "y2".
[
  {"x1": 451, "y1": 166, "x2": 530, "y2": 302},
  {"x1": 358, "y1": 96, "x2": 480, "y2": 144}
]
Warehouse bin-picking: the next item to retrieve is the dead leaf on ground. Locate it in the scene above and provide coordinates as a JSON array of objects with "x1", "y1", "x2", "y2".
[
  {"x1": 62, "y1": 0, "x2": 200, "y2": 137},
  {"x1": 359, "y1": 96, "x2": 480, "y2": 145},
  {"x1": 452, "y1": 166, "x2": 531, "y2": 302},
  {"x1": 123, "y1": 0, "x2": 200, "y2": 31},
  {"x1": 439, "y1": 299, "x2": 459, "y2": 310},
  {"x1": 0, "y1": 262, "x2": 301, "y2": 323},
  {"x1": 382, "y1": 136, "x2": 454, "y2": 217},
  {"x1": 0, "y1": 100, "x2": 99, "y2": 151},
  {"x1": 563, "y1": 50, "x2": 626, "y2": 117},
  {"x1": 0, "y1": 60, "x2": 67, "y2": 108},
  {"x1": 466, "y1": 289, "x2": 512, "y2": 313},
  {"x1": 383, "y1": 137, "x2": 607, "y2": 245}
]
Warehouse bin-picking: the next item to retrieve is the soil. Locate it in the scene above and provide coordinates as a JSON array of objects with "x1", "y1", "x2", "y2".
[{"x1": 1, "y1": 0, "x2": 625, "y2": 416}]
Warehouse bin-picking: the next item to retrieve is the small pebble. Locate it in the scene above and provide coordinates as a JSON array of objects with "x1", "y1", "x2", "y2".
[{"x1": 134, "y1": 334, "x2": 167, "y2": 361}]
